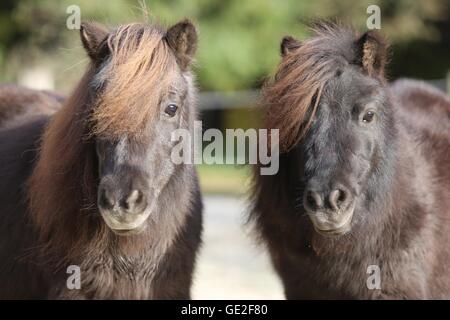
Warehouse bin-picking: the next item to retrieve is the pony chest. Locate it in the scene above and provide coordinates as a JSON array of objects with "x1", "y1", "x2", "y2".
[{"x1": 79, "y1": 254, "x2": 159, "y2": 296}]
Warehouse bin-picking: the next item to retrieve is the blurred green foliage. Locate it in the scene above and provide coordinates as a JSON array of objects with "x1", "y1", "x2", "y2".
[{"x1": 0, "y1": 0, "x2": 449, "y2": 92}]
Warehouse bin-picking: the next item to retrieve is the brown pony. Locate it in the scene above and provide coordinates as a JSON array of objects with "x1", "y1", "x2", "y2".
[
  {"x1": 0, "y1": 19, "x2": 202, "y2": 299},
  {"x1": 251, "y1": 23, "x2": 450, "y2": 299},
  {"x1": 0, "y1": 85, "x2": 62, "y2": 127}
]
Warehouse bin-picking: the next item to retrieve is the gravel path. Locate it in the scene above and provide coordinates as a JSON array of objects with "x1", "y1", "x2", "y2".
[{"x1": 192, "y1": 196, "x2": 284, "y2": 299}]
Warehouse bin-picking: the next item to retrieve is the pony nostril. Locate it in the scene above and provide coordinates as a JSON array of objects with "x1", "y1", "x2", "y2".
[
  {"x1": 305, "y1": 190, "x2": 322, "y2": 211},
  {"x1": 338, "y1": 190, "x2": 346, "y2": 202},
  {"x1": 306, "y1": 193, "x2": 315, "y2": 208},
  {"x1": 99, "y1": 189, "x2": 115, "y2": 210},
  {"x1": 122, "y1": 190, "x2": 144, "y2": 212},
  {"x1": 329, "y1": 189, "x2": 347, "y2": 211}
]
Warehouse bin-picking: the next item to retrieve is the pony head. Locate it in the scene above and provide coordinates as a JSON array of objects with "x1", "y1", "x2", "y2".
[
  {"x1": 80, "y1": 20, "x2": 197, "y2": 235},
  {"x1": 264, "y1": 23, "x2": 393, "y2": 237}
]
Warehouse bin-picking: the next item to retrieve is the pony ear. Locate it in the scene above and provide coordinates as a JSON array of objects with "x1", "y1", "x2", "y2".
[
  {"x1": 355, "y1": 30, "x2": 388, "y2": 77},
  {"x1": 165, "y1": 19, "x2": 198, "y2": 70},
  {"x1": 80, "y1": 22, "x2": 109, "y2": 62},
  {"x1": 280, "y1": 36, "x2": 302, "y2": 56}
]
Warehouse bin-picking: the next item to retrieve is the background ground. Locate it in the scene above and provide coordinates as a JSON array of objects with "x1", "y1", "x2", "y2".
[{"x1": 192, "y1": 195, "x2": 284, "y2": 300}]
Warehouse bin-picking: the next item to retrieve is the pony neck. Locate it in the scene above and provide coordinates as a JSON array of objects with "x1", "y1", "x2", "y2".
[{"x1": 28, "y1": 66, "x2": 102, "y2": 268}]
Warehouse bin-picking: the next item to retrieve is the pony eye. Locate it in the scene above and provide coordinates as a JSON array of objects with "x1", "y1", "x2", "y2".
[
  {"x1": 164, "y1": 104, "x2": 178, "y2": 117},
  {"x1": 362, "y1": 111, "x2": 375, "y2": 123}
]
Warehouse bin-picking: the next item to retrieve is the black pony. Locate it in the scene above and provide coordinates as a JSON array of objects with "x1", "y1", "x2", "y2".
[{"x1": 251, "y1": 23, "x2": 450, "y2": 299}]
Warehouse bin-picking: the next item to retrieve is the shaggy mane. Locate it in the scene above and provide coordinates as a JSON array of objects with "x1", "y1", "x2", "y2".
[
  {"x1": 28, "y1": 67, "x2": 105, "y2": 269},
  {"x1": 262, "y1": 23, "x2": 361, "y2": 152},
  {"x1": 92, "y1": 23, "x2": 178, "y2": 138}
]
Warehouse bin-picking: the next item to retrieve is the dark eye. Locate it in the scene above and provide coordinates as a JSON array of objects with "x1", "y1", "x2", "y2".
[
  {"x1": 164, "y1": 104, "x2": 178, "y2": 117},
  {"x1": 362, "y1": 110, "x2": 375, "y2": 123}
]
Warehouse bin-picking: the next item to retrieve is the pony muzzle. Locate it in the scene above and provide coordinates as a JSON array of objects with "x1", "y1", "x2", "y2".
[
  {"x1": 303, "y1": 186, "x2": 356, "y2": 236},
  {"x1": 100, "y1": 210, "x2": 151, "y2": 235},
  {"x1": 308, "y1": 204, "x2": 355, "y2": 237},
  {"x1": 97, "y1": 186, "x2": 151, "y2": 235}
]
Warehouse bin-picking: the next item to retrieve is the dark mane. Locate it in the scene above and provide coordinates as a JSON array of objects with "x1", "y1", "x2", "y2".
[
  {"x1": 27, "y1": 66, "x2": 104, "y2": 269},
  {"x1": 262, "y1": 22, "x2": 387, "y2": 152}
]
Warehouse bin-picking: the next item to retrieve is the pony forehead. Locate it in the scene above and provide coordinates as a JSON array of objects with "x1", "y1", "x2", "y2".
[
  {"x1": 93, "y1": 23, "x2": 176, "y2": 84},
  {"x1": 91, "y1": 23, "x2": 179, "y2": 138}
]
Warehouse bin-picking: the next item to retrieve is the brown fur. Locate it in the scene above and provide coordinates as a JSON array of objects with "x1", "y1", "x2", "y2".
[
  {"x1": 28, "y1": 67, "x2": 101, "y2": 269},
  {"x1": 0, "y1": 85, "x2": 61, "y2": 127}
]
